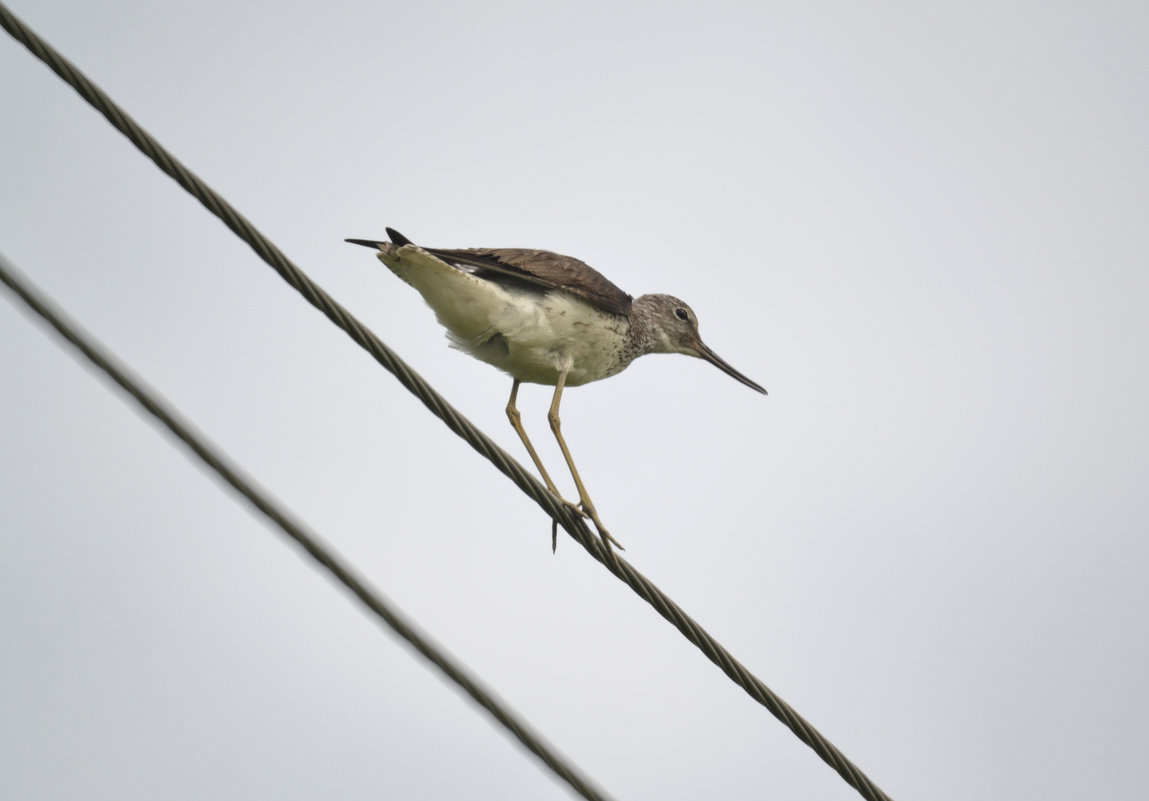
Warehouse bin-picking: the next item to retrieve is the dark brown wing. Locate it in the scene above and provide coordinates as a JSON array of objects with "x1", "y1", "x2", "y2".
[
  {"x1": 349, "y1": 229, "x2": 634, "y2": 315},
  {"x1": 425, "y1": 247, "x2": 633, "y2": 316}
]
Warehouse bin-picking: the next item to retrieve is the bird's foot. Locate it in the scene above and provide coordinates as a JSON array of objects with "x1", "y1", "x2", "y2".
[
  {"x1": 549, "y1": 497, "x2": 589, "y2": 553},
  {"x1": 579, "y1": 502, "x2": 625, "y2": 554},
  {"x1": 549, "y1": 498, "x2": 624, "y2": 554}
]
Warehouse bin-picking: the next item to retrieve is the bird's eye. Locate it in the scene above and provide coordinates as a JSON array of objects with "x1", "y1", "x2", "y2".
[{"x1": 675, "y1": 308, "x2": 689, "y2": 321}]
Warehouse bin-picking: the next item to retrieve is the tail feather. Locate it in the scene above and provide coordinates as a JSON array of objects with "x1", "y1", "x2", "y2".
[
  {"x1": 344, "y1": 237, "x2": 384, "y2": 248},
  {"x1": 385, "y1": 227, "x2": 413, "y2": 246},
  {"x1": 345, "y1": 228, "x2": 414, "y2": 249}
]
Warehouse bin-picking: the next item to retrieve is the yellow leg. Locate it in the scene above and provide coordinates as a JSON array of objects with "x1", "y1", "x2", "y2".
[
  {"x1": 506, "y1": 380, "x2": 562, "y2": 496},
  {"x1": 547, "y1": 368, "x2": 624, "y2": 553},
  {"x1": 507, "y1": 380, "x2": 587, "y2": 552}
]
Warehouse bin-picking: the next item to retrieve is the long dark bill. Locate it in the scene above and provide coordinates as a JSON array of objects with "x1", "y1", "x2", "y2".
[{"x1": 695, "y1": 341, "x2": 768, "y2": 395}]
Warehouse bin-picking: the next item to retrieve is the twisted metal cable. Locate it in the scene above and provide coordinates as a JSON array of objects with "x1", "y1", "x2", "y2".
[
  {"x1": 0, "y1": 251, "x2": 617, "y2": 801},
  {"x1": 1, "y1": 6, "x2": 895, "y2": 800}
]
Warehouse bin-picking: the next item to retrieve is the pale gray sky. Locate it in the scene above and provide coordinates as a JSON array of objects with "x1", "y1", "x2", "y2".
[{"x1": 3, "y1": 2, "x2": 1147, "y2": 799}]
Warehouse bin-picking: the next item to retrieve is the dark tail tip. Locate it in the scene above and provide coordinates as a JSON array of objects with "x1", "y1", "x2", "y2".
[
  {"x1": 345, "y1": 229, "x2": 413, "y2": 249},
  {"x1": 344, "y1": 238, "x2": 382, "y2": 248},
  {"x1": 385, "y1": 227, "x2": 413, "y2": 246}
]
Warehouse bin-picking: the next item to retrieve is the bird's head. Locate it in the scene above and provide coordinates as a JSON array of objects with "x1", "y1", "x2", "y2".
[{"x1": 633, "y1": 294, "x2": 767, "y2": 394}]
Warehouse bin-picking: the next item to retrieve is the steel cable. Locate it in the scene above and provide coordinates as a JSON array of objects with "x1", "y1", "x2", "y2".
[{"x1": 1, "y1": 6, "x2": 895, "y2": 800}]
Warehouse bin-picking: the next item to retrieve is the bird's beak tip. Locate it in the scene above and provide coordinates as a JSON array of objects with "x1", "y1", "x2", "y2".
[{"x1": 693, "y1": 342, "x2": 767, "y2": 395}]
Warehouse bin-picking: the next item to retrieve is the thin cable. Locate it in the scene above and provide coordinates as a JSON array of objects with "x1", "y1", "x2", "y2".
[
  {"x1": 0, "y1": 251, "x2": 618, "y2": 801},
  {"x1": 1, "y1": 6, "x2": 896, "y2": 800}
]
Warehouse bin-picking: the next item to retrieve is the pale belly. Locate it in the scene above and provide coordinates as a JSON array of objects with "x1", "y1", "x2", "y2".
[{"x1": 450, "y1": 292, "x2": 633, "y2": 387}]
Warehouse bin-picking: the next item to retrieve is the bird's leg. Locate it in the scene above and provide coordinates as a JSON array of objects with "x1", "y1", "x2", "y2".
[
  {"x1": 506, "y1": 380, "x2": 587, "y2": 550},
  {"x1": 507, "y1": 380, "x2": 564, "y2": 495},
  {"x1": 547, "y1": 368, "x2": 625, "y2": 553}
]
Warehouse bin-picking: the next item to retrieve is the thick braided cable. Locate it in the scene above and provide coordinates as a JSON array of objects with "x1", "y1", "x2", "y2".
[{"x1": 1, "y1": 6, "x2": 894, "y2": 800}]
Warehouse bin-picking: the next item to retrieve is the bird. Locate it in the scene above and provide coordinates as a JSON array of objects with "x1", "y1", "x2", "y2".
[{"x1": 346, "y1": 228, "x2": 767, "y2": 552}]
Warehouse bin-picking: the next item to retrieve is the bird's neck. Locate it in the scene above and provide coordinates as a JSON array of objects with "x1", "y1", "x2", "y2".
[{"x1": 627, "y1": 295, "x2": 671, "y2": 356}]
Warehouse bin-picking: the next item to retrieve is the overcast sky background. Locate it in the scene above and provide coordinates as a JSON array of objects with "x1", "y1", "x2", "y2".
[{"x1": 3, "y1": 2, "x2": 1147, "y2": 799}]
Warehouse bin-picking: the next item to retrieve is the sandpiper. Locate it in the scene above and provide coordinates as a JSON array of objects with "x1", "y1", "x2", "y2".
[{"x1": 346, "y1": 228, "x2": 767, "y2": 551}]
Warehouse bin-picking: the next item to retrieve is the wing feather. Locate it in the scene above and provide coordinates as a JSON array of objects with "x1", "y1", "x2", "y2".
[{"x1": 351, "y1": 229, "x2": 634, "y2": 317}]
